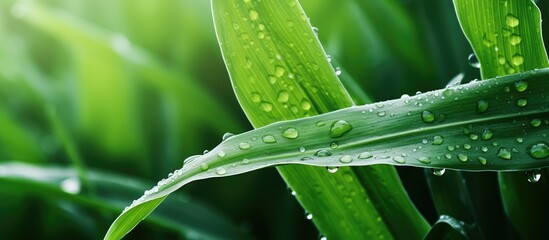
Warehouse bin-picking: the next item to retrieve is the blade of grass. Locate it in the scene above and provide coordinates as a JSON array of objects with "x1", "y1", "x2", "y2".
[
  {"x1": 454, "y1": 0, "x2": 549, "y2": 237},
  {"x1": 212, "y1": 0, "x2": 428, "y2": 239},
  {"x1": 105, "y1": 67, "x2": 549, "y2": 239},
  {"x1": 0, "y1": 162, "x2": 247, "y2": 240}
]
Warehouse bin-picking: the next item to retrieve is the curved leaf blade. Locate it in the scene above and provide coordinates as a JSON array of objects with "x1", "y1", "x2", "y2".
[{"x1": 105, "y1": 68, "x2": 549, "y2": 239}]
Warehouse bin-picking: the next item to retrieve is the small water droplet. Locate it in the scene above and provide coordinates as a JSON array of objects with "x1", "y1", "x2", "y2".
[
  {"x1": 481, "y1": 146, "x2": 489, "y2": 152},
  {"x1": 468, "y1": 53, "x2": 480, "y2": 68},
  {"x1": 497, "y1": 147, "x2": 512, "y2": 159},
  {"x1": 329, "y1": 120, "x2": 353, "y2": 138},
  {"x1": 326, "y1": 166, "x2": 339, "y2": 173},
  {"x1": 274, "y1": 66, "x2": 285, "y2": 77},
  {"x1": 316, "y1": 121, "x2": 326, "y2": 127},
  {"x1": 514, "y1": 80, "x2": 528, "y2": 92},
  {"x1": 330, "y1": 142, "x2": 339, "y2": 149},
  {"x1": 433, "y1": 136, "x2": 444, "y2": 145},
  {"x1": 335, "y1": 67, "x2": 342, "y2": 76},
  {"x1": 498, "y1": 55, "x2": 506, "y2": 65},
  {"x1": 299, "y1": 146, "x2": 306, "y2": 153},
  {"x1": 448, "y1": 145, "x2": 455, "y2": 151},
  {"x1": 528, "y1": 142, "x2": 549, "y2": 159},
  {"x1": 242, "y1": 158, "x2": 250, "y2": 164},
  {"x1": 301, "y1": 99, "x2": 312, "y2": 111},
  {"x1": 277, "y1": 90, "x2": 290, "y2": 102},
  {"x1": 314, "y1": 149, "x2": 332, "y2": 157},
  {"x1": 477, "y1": 156, "x2": 487, "y2": 165},
  {"x1": 469, "y1": 134, "x2": 479, "y2": 140},
  {"x1": 477, "y1": 100, "x2": 489, "y2": 113},
  {"x1": 216, "y1": 167, "x2": 227, "y2": 175},
  {"x1": 525, "y1": 169, "x2": 542, "y2": 183},
  {"x1": 260, "y1": 101, "x2": 273, "y2": 112},
  {"x1": 510, "y1": 34, "x2": 522, "y2": 45},
  {"x1": 432, "y1": 168, "x2": 446, "y2": 176},
  {"x1": 445, "y1": 154, "x2": 452, "y2": 159},
  {"x1": 339, "y1": 155, "x2": 353, "y2": 163},
  {"x1": 282, "y1": 128, "x2": 299, "y2": 139},
  {"x1": 463, "y1": 144, "x2": 472, "y2": 150},
  {"x1": 262, "y1": 135, "x2": 277, "y2": 143},
  {"x1": 421, "y1": 111, "x2": 436, "y2": 123},
  {"x1": 222, "y1": 132, "x2": 235, "y2": 141},
  {"x1": 200, "y1": 163, "x2": 209, "y2": 171},
  {"x1": 458, "y1": 154, "x2": 468, "y2": 162},
  {"x1": 239, "y1": 142, "x2": 251, "y2": 150},
  {"x1": 358, "y1": 152, "x2": 373, "y2": 159},
  {"x1": 516, "y1": 98, "x2": 527, "y2": 107},
  {"x1": 392, "y1": 156, "x2": 406, "y2": 164},
  {"x1": 268, "y1": 75, "x2": 277, "y2": 84},
  {"x1": 516, "y1": 138, "x2": 524, "y2": 143},
  {"x1": 506, "y1": 14, "x2": 519, "y2": 27},
  {"x1": 249, "y1": 9, "x2": 259, "y2": 20},
  {"x1": 377, "y1": 111, "x2": 386, "y2": 117},
  {"x1": 531, "y1": 119, "x2": 541, "y2": 127},
  {"x1": 306, "y1": 213, "x2": 313, "y2": 220},
  {"x1": 217, "y1": 150, "x2": 226, "y2": 158},
  {"x1": 422, "y1": 139, "x2": 429, "y2": 144},
  {"x1": 512, "y1": 54, "x2": 524, "y2": 66},
  {"x1": 482, "y1": 129, "x2": 493, "y2": 140},
  {"x1": 417, "y1": 157, "x2": 431, "y2": 164}
]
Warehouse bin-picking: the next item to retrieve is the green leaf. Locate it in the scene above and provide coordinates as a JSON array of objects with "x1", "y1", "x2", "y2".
[
  {"x1": 212, "y1": 0, "x2": 427, "y2": 239},
  {"x1": 454, "y1": 0, "x2": 549, "y2": 79},
  {"x1": 0, "y1": 162, "x2": 247, "y2": 240},
  {"x1": 105, "y1": 67, "x2": 549, "y2": 239}
]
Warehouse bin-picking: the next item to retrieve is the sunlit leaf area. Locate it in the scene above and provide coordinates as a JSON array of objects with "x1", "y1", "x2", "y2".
[{"x1": 1, "y1": 0, "x2": 549, "y2": 239}]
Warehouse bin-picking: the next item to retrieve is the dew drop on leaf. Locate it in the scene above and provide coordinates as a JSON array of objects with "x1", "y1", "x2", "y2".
[
  {"x1": 238, "y1": 142, "x2": 251, "y2": 150},
  {"x1": 516, "y1": 98, "x2": 527, "y2": 107},
  {"x1": 215, "y1": 167, "x2": 227, "y2": 175},
  {"x1": 477, "y1": 100, "x2": 489, "y2": 113},
  {"x1": 393, "y1": 156, "x2": 406, "y2": 164},
  {"x1": 525, "y1": 169, "x2": 542, "y2": 183},
  {"x1": 200, "y1": 163, "x2": 209, "y2": 171},
  {"x1": 477, "y1": 156, "x2": 487, "y2": 165},
  {"x1": 421, "y1": 111, "x2": 436, "y2": 123},
  {"x1": 358, "y1": 152, "x2": 373, "y2": 159},
  {"x1": 282, "y1": 128, "x2": 299, "y2": 139},
  {"x1": 505, "y1": 14, "x2": 519, "y2": 27},
  {"x1": 314, "y1": 149, "x2": 332, "y2": 157},
  {"x1": 222, "y1": 132, "x2": 235, "y2": 141},
  {"x1": 432, "y1": 168, "x2": 446, "y2": 176},
  {"x1": 530, "y1": 119, "x2": 541, "y2": 127},
  {"x1": 329, "y1": 120, "x2": 353, "y2": 138},
  {"x1": 262, "y1": 135, "x2": 277, "y2": 143},
  {"x1": 514, "y1": 80, "x2": 528, "y2": 92},
  {"x1": 528, "y1": 142, "x2": 549, "y2": 159},
  {"x1": 339, "y1": 155, "x2": 353, "y2": 163},
  {"x1": 468, "y1": 53, "x2": 480, "y2": 68},
  {"x1": 433, "y1": 136, "x2": 444, "y2": 145},
  {"x1": 497, "y1": 147, "x2": 512, "y2": 160},
  {"x1": 417, "y1": 157, "x2": 431, "y2": 164},
  {"x1": 326, "y1": 166, "x2": 339, "y2": 173},
  {"x1": 482, "y1": 128, "x2": 493, "y2": 140},
  {"x1": 458, "y1": 154, "x2": 468, "y2": 162}
]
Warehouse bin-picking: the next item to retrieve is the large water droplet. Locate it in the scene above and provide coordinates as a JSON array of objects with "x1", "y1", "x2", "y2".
[
  {"x1": 339, "y1": 155, "x2": 353, "y2": 163},
  {"x1": 433, "y1": 168, "x2": 446, "y2": 176},
  {"x1": 417, "y1": 157, "x2": 431, "y2": 164},
  {"x1": 239, "y1": 142, "x2": 251, "y2": 150},
  {"x1": 262, "y1": 135, "x2": 277, "y2": 143},
  {"x1": 477, "y1": 100, "x2": 489, "y2": 113},
  {"x1": 421, "y1": 111, "x2": 436, "y2": 123},
  {"x1": 506, "y1": 14, "x2": 519, "y2": 27},
  {"x1": 468, "y1": 53, "x2": 480, "y2": 68},
  {"x1": 497, "y1": 147, "x2": 512, "y2": 160},
  {"x1": 358, "y1": 152, "x2": 373, "y2": 159},
  {"x1": 277, "y1": 90, "x2": 289, "y2": 103},
  {"x1": 482, "y1": 128, "x2": 493, "y2": 140},
  {"x1": 528, "y1": 142, "x2": 549, "y2": 159},
  {"x1": 329, "y1": 120, "x2": 353, "y2": 138},
  {"x1": 314, "y1": 149, "x2": 332, "y2": 157},
  {"x1": 282, "y1": 128, "x2": 299, "y2": 139},
  {"x1": 458, "y1": 154, "x2": 468, "y2": 162},
  {"x1": 514, "y1": 80, "x2": 528, "y2": 92},
  {"x1": 526, "y1": 169, "x2": 542, "y2": 183}
]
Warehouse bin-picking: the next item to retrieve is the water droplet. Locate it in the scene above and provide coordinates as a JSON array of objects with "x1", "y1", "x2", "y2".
[
  {"x1": 239, "y1": 142, "x2": 251, "y2": 150},
  {"x1": 242, "y1": 158, "x2": 250, "y2": 164},
  {"x1": 299, "y1": 146, "x2": 306, "y2": 153},
  {"x1": 306, "y1": 213, "x2": 313, "y2": 220},
  {"x1": 468, "y1": 53, "x2": 480, "y2": 68},
  {"x1": 326, "y1": 166, "x2": 339, "y2": 173},
  {"x1": 526, "y1": 169, "x2": 542, "y2": 183},
  {"x1": 216, "y1": 167, "x2": 227, "y2": 175},
  {"x1": 417, "y1": 157, "x2": 431, "y2": 164},
  {"x1": 329, "y1": 120, "x2": 353, "y2": 138},
  {"x1": 393, "y1": 156, "x2": 406, "y2": 164},
  {"x1": 516, "y1": 98, "x2": 527, "y2": 107},
  {"x1": 262, "y1": 135, "x2": 277, "y2": 143},
  {"x1": 510, "y1": 34, "x2": 522, "y2": 45},
  {"x1": 482, "y1": 129, "x2": 493, "y2": 140},
  {"x1": 477, "y1": 156, "x2": 487, "y2": 165},
  {"x1": 268, "y1": 75, "x2": 277, "y2": 84},
  {"x1": 512, "y1": 54, "x2": 524, "y2": 66},
  {"x1": 463, "y1": 144, "x2": 472, "y2": 150},
  {"x1": 433, "y1": 168, "x2": 446, "y2": 176},
  {"x1": 222, "y1": 132, "x2": 235, "y2": 141},
  {"x1": 316, "y1": 121, "x2": 326, "y2": 127},
  {"x1": 314, "y1": 149, "x2": 332, "y2": 157},
  {"x1": 497, "y1": 147, "x2": 512, "y2": 160},
  {"x1": 217, "y1": 150, "x2": 226, "y2": 158},
  {"x1": 448, "y1": 145, "x2": 455, "y2": 151},
  {"x1": 422, "y1": 139, "x2": 429, "y2": 144},
  {"x1": 260, "y1": 101, "x2": 273, "y2": 112},
  {"x1": 282, "y1": 128, "x2": 299, "y2": 139},
  {"x1": 445, "y1": 154, "x2": 452, "y2": 159},
  {"x1": 506, "y1": 14, "x2": 519, "y2": 27},
  {"x1": 277, "y1": 90, "x2": 289, "y2": 102},
  {"x1": 330, "y1": 142, "x2": 339, "y2": 149},
  {"x1": 421, "y1": 111, "x2": 436, "y2": 123},
  {"x1": 301, "y1": 99, "x2": 312, "y2": 111},
  {"x1": 339, "y1": 155, "x2": 353, "y2": 163},
  {"x1": 358, "y1": 152, "x2": 373, "y2": 159},
  {"x1": 458, "y1": 154, "x2": 468, "y2": 162},
  {"x1": 433, "y1": 136, "x2": 444, "y2": 145},
  {"x1": 61, "y1": 177, "x2": 81, "y2": 194},
  {"x1": 528, "y1": 142, "x2": 549, "y2": 159},
  {"x1": 516, "y1": 138, "x2": 524, "y2": 143},
  {"x1": 469, "y1": 134, "x2": 479, "y2": 140},
  {"x1": 274, "y1": 66, "x2": 285, "y2": 77},
  {"x1": 200, "y1": 163, "x2": 209, "y2": 171},
  {"x1": 530, "y1": 119, "x2": 541, "y2": 127},
  {"x1": 477, "y1": 100, "x2": 489, "y2": 113},
  {"x1": 498, "y1": 55, "x2": 506, "y2": 65},
  {"x1": 514, "y1": 80, "x2": 528, "y2": 92},
  {"x1": 335, "y1": 67, "x2": 342, "y2": 76},
  {"x1": 249, "y1": 9, "x2": 259, "y2": 20},
  {"x1": 377, "y1": 111, "x2": 386, "y2": 117},
  {"x1": 481, "y1": 146, "x2": 489, "y2": 152}
]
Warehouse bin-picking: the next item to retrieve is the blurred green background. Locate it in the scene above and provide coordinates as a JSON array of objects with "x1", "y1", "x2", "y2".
[{"x1": 0, "y1": 0, "x2": 548, "y2": 239}]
